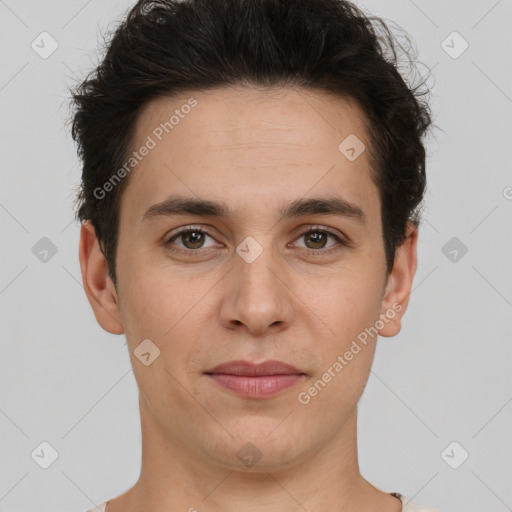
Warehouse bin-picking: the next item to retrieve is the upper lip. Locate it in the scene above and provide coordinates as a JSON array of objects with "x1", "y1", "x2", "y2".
[{"x1": 205, "y1": 360, "x2": 304, "y2": 376}]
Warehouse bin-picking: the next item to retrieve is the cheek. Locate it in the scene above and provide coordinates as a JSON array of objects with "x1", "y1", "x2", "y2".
[
  {"x1": 116, "y1": 259, "x2": 210, "y2": 369},
  {"x1": 305, "y1": 267, "x2": 384, "y2": 342},
  {"x1": 300, "y1": 278, "x2": 381, "y2": 412},
  {"x1": 337, "y1": 287, "x2": 382, "y2": 343},
  {"x1": 116, "y1": 246, "x2": 180, "y2": 330}
]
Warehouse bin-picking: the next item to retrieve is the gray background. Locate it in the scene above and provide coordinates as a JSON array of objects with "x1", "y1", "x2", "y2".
[{"x1": 1, "y1": 0, "x2": 511, "y2": 511}]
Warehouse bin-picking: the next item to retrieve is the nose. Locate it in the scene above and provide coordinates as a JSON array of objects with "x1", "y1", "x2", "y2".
[{"x1": 218, "y1": 240, "x2": 294, "y2": 336}]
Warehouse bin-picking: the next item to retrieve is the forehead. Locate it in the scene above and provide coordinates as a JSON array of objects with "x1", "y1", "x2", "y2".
[
  {"x1": 135, "y1": 86, "x2": 370, "y2": 151},
  {"x1": 120, "y1": 86, "x2": 379, "y2": 225}
]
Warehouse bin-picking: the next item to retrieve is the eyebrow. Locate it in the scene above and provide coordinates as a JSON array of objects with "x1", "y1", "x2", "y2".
[{"x1": 141, "y1": 195, "x2": 367, "y2": 225}]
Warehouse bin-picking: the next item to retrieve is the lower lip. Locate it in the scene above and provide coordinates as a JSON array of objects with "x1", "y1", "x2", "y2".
[{"x1": 207, "y1": 374, "x2": 304, "y2": 398}]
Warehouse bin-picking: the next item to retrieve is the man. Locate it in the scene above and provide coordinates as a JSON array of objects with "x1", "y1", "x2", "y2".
[{"x1": 70, "y1": 0, "x2": 438, "y2": 510}]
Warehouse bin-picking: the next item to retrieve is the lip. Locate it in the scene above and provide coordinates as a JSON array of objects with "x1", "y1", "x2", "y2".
[
  {"x1": 205, "y1": 360, "x2": 306, "y2": 399},
  {"x1": 206, "y1": 360, "x2": 304, "y2": 376}
]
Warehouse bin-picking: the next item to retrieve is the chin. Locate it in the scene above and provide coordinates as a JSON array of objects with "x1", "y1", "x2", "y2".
[{"x1": 198, "y1": 418, "x2": 310, "y2": 472}]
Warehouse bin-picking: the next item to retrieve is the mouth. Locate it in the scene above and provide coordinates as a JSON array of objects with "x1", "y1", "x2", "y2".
[{"x1": 204, "y1": 360, "x2": 306, "y2": 399}]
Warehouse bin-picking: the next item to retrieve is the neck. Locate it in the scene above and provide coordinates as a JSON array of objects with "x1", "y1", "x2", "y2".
[{"x1": 107, "y1": 398, "x2": 401, "y2": 512}]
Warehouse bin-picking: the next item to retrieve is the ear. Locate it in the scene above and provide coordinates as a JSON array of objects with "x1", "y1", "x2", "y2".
[
  {"x1": 78, "y1": 220, "x2": 124, "y2": 335},
  {"x1": 378, "y1": 222, "x2": 419, "y2": 337}
]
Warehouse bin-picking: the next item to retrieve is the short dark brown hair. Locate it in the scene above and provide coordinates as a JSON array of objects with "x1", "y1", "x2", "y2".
[{"x1": 68, "y1": 0, "x2": 434, "y2": 286}]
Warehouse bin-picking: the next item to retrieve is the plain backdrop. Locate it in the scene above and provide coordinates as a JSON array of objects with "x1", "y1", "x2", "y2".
[{"x1": 1, "y1": 1, "x2": 511, "y2": 511}]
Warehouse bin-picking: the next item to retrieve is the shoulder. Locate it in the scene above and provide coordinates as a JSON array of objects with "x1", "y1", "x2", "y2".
[
  {"x1": 83, "y1": 502, "x2": 107, "y2": 512},
  {"x1": 393, "y1": 492, "x2": 440, "y2": 512}
]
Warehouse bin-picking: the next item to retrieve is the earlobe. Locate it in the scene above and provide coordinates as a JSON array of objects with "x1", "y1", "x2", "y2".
[
  {"x1": 79, "y1": 220, "x2": 124, "y2": 335},
  {"x1": 378, "y1": 222, "x2": 419, "y2": 338}
]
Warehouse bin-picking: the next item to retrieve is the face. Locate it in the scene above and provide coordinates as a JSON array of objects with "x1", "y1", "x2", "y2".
[{"x1": 80, "y1": 86, "x2": 417, "y2": 472}]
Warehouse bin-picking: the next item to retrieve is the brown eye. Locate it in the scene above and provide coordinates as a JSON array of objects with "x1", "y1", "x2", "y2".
[
  {"x1": 165, "y1": 227, "x2": 217, "y2": 253},
  {"x1": 180, "y1": 230, "x2": 207, "y2": 249},
  {"x1": 294, "y1": 228, "x2": 345, "y2": 252},
  {"x1": 303, "y1": 231, "x2": 329, "y2": 249}
]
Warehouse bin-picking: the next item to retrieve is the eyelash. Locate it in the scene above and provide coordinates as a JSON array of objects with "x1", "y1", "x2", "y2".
[{"x1": 164, "y1": 225, "x2": 349, "y2": 256}]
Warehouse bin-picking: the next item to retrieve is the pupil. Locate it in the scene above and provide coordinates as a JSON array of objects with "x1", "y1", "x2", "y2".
[
  {"x1": 185, "y1": 231, "x2": 204, "y2": 248},
  {"x1": 307, "y1": 232, "x2": 325, "y2": 249}
]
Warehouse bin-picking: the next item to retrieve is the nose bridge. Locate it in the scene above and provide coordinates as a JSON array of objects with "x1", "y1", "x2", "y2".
[
  {"x1": 220, "y1": 233, "x2": 293, "y2": 333},
  {"x1": 239, "y1": 236, "x2": 278, "y2": 287},
  {"x1": 235, "y1": 233, "x2": 282, "y2": 303}
]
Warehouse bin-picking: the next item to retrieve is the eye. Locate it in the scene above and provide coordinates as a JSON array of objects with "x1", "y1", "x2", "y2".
[
  {"x1": 165, "y1": 226, "x2": 218, "y2": 254},
  {"x1": 163, "y1": 225, "x2": 349, "y2": 257},
  {"x1": 292, "y1": 226, "x2": 347, "y2": 253}
]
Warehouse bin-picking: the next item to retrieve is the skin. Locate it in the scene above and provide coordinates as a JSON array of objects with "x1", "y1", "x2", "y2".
[{"x1": 79, "y1": 86, "x2": 418, "y2": 512}]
